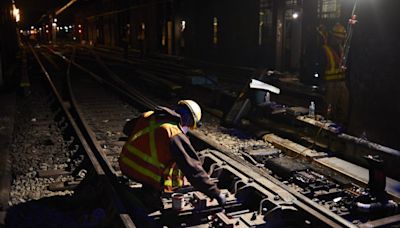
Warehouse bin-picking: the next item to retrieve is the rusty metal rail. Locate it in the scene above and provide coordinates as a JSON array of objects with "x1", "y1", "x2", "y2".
[
  {"x1": 39, "y1": 44, "x2": 400, "y2": 227},
  {"x1": 30, "y1": 44, "x2": 136, "y2": 227}
]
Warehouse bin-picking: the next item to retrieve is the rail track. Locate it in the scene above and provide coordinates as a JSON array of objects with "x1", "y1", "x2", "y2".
[
  {"x1": 7, "y1": 43, "x2": 398, "y2": 227},
  {"x1": 5, "y1": 44, "x2": 136, "y2": 227}
]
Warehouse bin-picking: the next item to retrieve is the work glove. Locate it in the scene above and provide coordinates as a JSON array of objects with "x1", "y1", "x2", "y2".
[{"x1": 216, "y1": 192, "x2": 226, "y2": 206}]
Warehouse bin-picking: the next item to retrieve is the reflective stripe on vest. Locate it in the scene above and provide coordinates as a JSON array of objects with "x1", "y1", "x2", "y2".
[
  {"x1": 323, "y1": 45, "x2": 345, "y2": 81},
  {"x1": 164, "y1": 165, "x2": 183, "y2": 187},
  {"x1": 120, "y1": 155, "x2": 161, "y2": 183},
  {"x1": 121, "y1": 117, "x2": 183, "y2": 189},
  {"x1": 122, "y1": 117, "x2": 167, "y2": 185}
]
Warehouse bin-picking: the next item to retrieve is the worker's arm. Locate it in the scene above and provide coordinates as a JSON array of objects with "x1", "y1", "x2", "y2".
[{"x1": 170, "y1": 134, "x2": 221, "y2": 199}]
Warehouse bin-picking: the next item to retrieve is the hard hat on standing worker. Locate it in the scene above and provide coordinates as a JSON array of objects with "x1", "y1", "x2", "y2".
[{"x1": 177, "y1": 100, "x2": 202, "y2": 129}]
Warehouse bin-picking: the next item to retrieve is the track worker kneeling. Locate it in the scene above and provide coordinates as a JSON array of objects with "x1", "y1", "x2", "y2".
[{"x1": 118, "y1": 100, "x2": 226, "y2": 207}]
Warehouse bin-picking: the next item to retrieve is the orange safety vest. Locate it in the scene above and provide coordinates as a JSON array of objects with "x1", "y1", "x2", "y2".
[
  {"x1": 322, "y1": 44, "x2": 346, "y2": 81},
  {"x1": 119, "y1": 111, "x2": 184, "y2": 192}
]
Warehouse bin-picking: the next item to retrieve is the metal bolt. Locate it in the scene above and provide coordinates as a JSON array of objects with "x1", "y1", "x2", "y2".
[{"x1": 251, "y1": 212, "x2": 257, "y2": 220}]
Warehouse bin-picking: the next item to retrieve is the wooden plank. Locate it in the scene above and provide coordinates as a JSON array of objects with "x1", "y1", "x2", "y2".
[
  {"x1": 262, "y1": 133, "x2": 327, "y2": 159},
  {"x1": 359, "y1": 214, "x2": 400, "y2": 227},
  {"x1": 97, "y1": 140, "x2": 126, "y2": 146},
  {"x1": 38, "y1": 169, "x2": 71, "y2": 178},
  {"x1": 48, "y1": 181, "x2": 80, "y2": 191},
  {"x1": 296, "y1": 116, "x2": 339, "y2": 133},
  {"x1": 316, "y1": 157, "x2": 400, "y2": 201}
]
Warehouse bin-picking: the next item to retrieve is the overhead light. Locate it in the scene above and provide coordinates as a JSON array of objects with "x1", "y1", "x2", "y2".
[
  {"x1": 181, "y1": 20, "x2": 186, "y2": 31},
  {"x1": 314, "y1": 73, "x2": 319, "y2": 78},
  {"x1": 12, "y1": 4, "x2": 20, "y2": 22},
  {"x1": 292, "y1": 12, "x2": 299, "y2": 19}
]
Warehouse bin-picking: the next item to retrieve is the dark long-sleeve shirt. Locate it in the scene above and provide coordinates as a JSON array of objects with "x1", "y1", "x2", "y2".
[{"x1": 170, "y1": 133, "x2": 220, "y2": 199}]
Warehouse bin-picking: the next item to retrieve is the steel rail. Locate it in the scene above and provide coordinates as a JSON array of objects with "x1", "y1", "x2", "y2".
[
  {"x1": 190, "y1": 130, "x2": 356, "y2": 228},
  {"x1": 45, "y1": 46, "x2": 158, "y2": 110},
  {"x1": 47, "y1": 44, "x2": 357, "y2": 227},
  {"x1": 30, "y1": 44, "x2": 136, "y2": 227},
  {"x1": 79, "y1": 45, "x2": 356, "y2": 227},
  {"x1": 66, "y1": 46, "x2": 118, "y2": 176}
]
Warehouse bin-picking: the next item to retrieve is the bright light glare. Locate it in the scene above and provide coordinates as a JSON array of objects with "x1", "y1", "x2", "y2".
[
  {"x1": 12, "y1": 4, "x2": 20, "y2": 22},
  {"x1": 314, "y1": 73, "x2": 319, "y2": 78},
  {"x1": 181, "y1": 20, "x2": 186, "y2": 31},
  {"x1": 292, "y1": 12, "x2": 299, "y2": 19}
]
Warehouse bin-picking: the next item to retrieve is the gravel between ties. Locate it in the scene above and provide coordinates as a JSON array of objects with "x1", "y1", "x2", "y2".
[{"x1": 9, "y1": 87, "x2": 76, "y2": 207}]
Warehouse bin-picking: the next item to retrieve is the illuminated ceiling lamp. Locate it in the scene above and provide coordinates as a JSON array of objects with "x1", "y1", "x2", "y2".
[{"x1": 12, "y1": 2, "x2": 20, "y2": 22}]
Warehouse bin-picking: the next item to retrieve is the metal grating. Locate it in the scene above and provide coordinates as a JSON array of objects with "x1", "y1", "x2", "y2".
[{"x1": 318, "y1": 0, "x2": 341, "y2": 19}]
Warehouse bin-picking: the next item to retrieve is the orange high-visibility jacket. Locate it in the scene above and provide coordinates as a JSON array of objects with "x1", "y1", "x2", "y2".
[
  {"x1": 119, "y1": 110, "x2": 183, "y2": 191},
  {"x1": 322, "y1": 44, "x2": 346, "y2": 81},
  {"x1": 119, "y1": 107, "x2": 220, "y2": 198}
]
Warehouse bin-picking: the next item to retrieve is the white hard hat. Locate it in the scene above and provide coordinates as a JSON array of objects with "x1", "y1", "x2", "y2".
[{"x1": 178, "y1": 100, "x2": 202, "y2": 129}]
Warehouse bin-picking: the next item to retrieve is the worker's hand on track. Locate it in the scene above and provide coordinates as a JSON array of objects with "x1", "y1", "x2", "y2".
[{"x1": 216, "y1": 192, "x2": 226, "y2": 206}]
